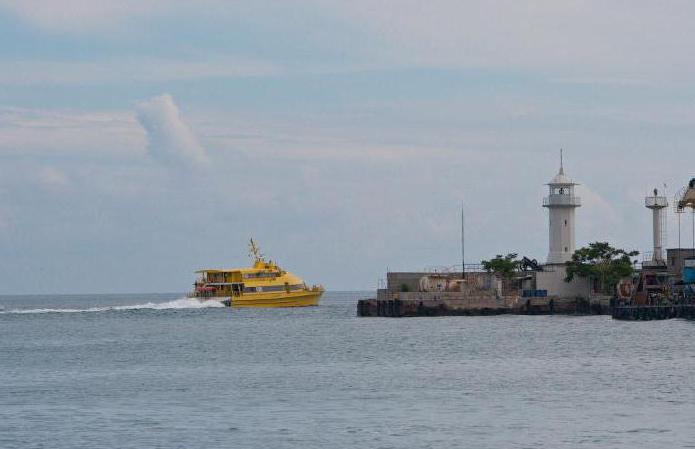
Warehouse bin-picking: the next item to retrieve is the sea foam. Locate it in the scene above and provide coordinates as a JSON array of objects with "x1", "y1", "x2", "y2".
[{"x1": 0, "y1": 297, "x2": 224, "y2": 314}]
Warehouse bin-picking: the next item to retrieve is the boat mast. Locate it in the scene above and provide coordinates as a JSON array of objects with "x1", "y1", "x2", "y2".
[{"x1": 249, "y1": 238, "x2": 263, "y2": 262}]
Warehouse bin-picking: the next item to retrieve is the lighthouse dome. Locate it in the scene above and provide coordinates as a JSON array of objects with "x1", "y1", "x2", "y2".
[{"x1": 548, "y1": 167, "x2": 577, "y2": 186}]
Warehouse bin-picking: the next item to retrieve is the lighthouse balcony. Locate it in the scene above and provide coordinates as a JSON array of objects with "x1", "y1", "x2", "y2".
[
  {"x1": 645, "y1": 196, "x2": 668, "y2": 208},
  {"x1": 543, "y1": 195, "x2": 581, "y2": 207}
]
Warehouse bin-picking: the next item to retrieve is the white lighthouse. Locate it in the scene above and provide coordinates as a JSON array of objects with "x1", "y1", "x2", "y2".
[
  {"x1": 644, "y1": 188, "x2": 668, "y2": 267},
  {"x1": 543, "y1": 154, "x2": 581, "y2": 264}
]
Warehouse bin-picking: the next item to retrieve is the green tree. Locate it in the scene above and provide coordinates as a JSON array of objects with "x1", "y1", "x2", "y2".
[
  {"x1": 564, "y1": 242, "x2": 639, "y2": 295},
  {"x1": 482, "y1": 253, "x2": 520, "y2": 278}
]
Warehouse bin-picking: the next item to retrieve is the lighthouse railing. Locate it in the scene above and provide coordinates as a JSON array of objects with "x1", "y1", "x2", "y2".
[{"x1": 645, "y1": 196, "x2": 668, "y2": 208}]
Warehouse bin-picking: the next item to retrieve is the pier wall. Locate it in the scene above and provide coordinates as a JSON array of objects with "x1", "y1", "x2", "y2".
[
  {"x1": 386, "y1": 271, "x2": 519, "y2": 296},
  {"x1": 357, "y1": 294, "x2": 611, "y2": 317},
  {"x1": 612, "y1": 304, "x2": 695, "y2": 320}
]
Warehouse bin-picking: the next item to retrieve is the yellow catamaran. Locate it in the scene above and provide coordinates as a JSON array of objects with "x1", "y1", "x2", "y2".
[{"x1": 190, "y1": 239, "x2": 324, "y2": 308}]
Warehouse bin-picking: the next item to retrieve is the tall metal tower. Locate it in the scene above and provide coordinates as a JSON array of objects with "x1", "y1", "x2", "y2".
[
  {"x1": 644, "y1": 188, "x2": 668, "y2": 267},
  {"x1": 676, "y1": 178, "x2": 695, "y2": 252},
  {"x1": 543, "y1": 151, "x2": 581, "y2": 264}
]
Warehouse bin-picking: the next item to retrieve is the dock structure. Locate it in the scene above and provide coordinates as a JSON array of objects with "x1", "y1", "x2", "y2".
[
  {"x1": 612, "y1": 304, "x2": 695, "y2": 320},
  {"x1": 357, "y1": 271, "x2": 611, "y2": 317},
  {"x1": 610, "y1": 180, "x2": 695, "y2": 321},
  {"x1": 357, "y1": 160, "x2": 695, "y2": 321}
]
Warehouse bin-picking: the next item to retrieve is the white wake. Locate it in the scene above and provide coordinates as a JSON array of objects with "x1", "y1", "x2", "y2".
[{"x1": 0, "y1": 297, "x2": 225, "y2": 315}]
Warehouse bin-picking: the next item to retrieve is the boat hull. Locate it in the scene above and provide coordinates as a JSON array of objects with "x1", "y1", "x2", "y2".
[{"x1": 201, "y1": 290, "x2": 323, "y2": 308}]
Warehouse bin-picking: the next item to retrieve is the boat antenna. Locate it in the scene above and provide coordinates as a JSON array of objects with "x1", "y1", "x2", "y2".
[{"x1": 249, "y1": 238, "x2": 263, "y2": 262}]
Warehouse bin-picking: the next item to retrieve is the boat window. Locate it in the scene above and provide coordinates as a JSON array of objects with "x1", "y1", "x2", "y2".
[
  {"x1": 240, "y1": 284, "x2": 304, "y2": 293},
  {"x1": 254, "y1": 285, "x2": 301, "y2": 292},
  {"x1": 242, "y1": 272, "x2": 277, "y2": 279}
]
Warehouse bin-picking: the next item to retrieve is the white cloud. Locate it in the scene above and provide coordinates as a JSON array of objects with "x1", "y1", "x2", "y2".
[
  {"x1": 0, "y1": 57, "x2": 281, "y2": 86},
  {"x1": 135, "y1": 94, "x2": 208, "y2": 167},
  {"x1": 332, "y1": 0, "x2": 695, "y2": 81},
  {"x1": 0, "y1": 0, "x2": 174, "y2": 32},
  {"x1": 6, "y1": 0, "x2": 695, "y2": 82},
  {"x1": 0, "y1": 107, "x2": 146, "y2": 157},
  {"x1": 0, "y1": 0, "x2": 278, "y2": 35}
]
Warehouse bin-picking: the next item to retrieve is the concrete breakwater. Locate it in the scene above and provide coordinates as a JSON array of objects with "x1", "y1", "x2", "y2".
[{"x1": 357, "y1": 296, "x2": 610, "y2": 317}]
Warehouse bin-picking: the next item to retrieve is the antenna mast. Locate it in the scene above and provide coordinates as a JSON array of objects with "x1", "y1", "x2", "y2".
[{"x1": 461, "y1": 203, "x2": 466, "y2": 280}]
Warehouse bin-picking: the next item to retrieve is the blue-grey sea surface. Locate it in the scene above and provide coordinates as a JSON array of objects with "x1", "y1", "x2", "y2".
[{"x1": 1, "y1": 292, "x2": 695, "y2": 449}]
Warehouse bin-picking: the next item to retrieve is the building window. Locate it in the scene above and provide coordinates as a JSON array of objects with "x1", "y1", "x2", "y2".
[
  {"x1": 564, "y1": 247, "x2": 568, "y2": 252},
  {"x1": 564, "y1": 220, "x2": 567, "y2": 226}
]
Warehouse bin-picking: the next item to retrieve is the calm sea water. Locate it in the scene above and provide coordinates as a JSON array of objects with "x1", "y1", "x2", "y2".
[{"x1": 2, "y1": 292, "x2": 695, "y2": 449}]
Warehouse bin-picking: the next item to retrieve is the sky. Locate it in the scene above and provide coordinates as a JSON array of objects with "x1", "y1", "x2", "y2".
[{"x1": 1, "y1": 1, "x2": 695, "y2": 294}]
